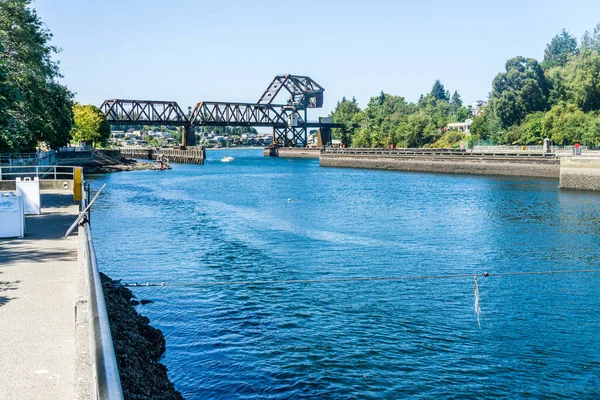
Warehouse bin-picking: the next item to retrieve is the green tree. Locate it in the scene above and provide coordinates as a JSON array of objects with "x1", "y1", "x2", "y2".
[
  {"x1": 450, "y1": 90, "x2": 462, "y2": 113},
  {"x1": 491, "y1": 56, "x2": 549, "y2": 127},
  {"x1": 542, "y1": 103, "x2": 590, "y2": 144},
  {"x1": 454, "y1": 106, "x2": 470, "y2": 123},
  {"x1": 0, "y1": 44, "x2": 19, "y2": 152},
  {"x1": 351, "y1": 128, "x2": 371, "y2": 148},
  {"x1": 397, "y1": 111, "x2": 433, "y2": 147},
  {"x1": 543, "y1": 29, "x2": 579, "y2": 69},
  {"x1": 581, "y1": 23, "x2": 600, "y2": 53},
  {"x1": 70, "y1": 104, "x2": 111, "y2": 147},
  {"x1": 564, "y1": 50, "x2": 600, "y2": 111},
  {"x1": 330, "y1": 96, "x2": 362, "y2": 147},
  {"x1": 0, "y1": 0, "x2": 73, "y2": 152},
  {"x1": 363, "y1": 92, "x2": 409, "y2": 147},
  {"x1": 521, "y1": 112, "x2": 545, "y2": 144},
  {"x1": 430, "y1": 80, "x2": 448, "y2": 101},
  {"x1": 469, "y1": 105, "x2": 503, "y2": 143}
]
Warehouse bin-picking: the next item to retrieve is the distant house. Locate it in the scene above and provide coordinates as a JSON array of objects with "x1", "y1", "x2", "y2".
[
  {"x1": 446, "y1": 119, "x2": 473, "y2": 134},
  {"x1": 468, "y1": 100, "x2": 487, "y2": 116}
]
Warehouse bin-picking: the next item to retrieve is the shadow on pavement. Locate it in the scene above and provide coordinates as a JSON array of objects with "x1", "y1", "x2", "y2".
[
  {"x1": 0, "y1": 278, "x2": 19, "y2": 308},
  {"x1": 40, "y1": 192, "x2": 78, "y2": 210}
]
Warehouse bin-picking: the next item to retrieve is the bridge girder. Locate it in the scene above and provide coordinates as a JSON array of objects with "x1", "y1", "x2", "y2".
[
  {"x1": 189, "y1": 101, "x2": 291, "y2": 127},
  {"x1": 100, "y1": 99, "x2": 188, "y2": 126}
]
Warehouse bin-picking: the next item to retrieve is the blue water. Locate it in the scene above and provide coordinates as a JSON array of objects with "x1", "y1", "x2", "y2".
[{"x1": 90, "y1": 148, "x2": 600, "y2": 399}]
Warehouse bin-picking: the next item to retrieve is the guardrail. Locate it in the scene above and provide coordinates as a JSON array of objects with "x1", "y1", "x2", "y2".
[
  {"x1": 80, "y1": 183, "x2": 124, "y2": 399},
  {"x1": 322, "y1": 147, "x2": 560, "y2": 157},
  {"x1": 277, "y1": 147, "x2": 321, "y2": 151},
  {"x1": 0, "y1": 165, "x2": 77, "y2": 181},
  {"x1": 0, "y1": 151, "x2": 56, "y2": 166},
  {"x1": 322, "y1": 148, "x2": 465, "y2": 155},
  {"x1": 473, "y1": 145, "x2": 589, "y2": 153}
]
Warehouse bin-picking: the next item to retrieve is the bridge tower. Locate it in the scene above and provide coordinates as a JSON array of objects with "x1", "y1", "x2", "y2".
[{"x1": 257, "y1": 75, "x2": 324, "y2": 147}]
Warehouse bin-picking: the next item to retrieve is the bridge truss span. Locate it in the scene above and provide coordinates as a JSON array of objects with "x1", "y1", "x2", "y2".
[
  {"x1": 189, "y1": 102, "x2": 290, "y2": 127},
  {"x1": 100, "y1": 99, "x2": 188, "y2": 126}
]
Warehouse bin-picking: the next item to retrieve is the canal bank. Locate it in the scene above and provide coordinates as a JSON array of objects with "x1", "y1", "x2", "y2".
[
  {"x1": 320, "y1": 149, "x2": 600, "y2": 190},
  {"x1": 0, "y1": 168, "x2": 182, "y2": 399},
  {"x1": 320, "y1": 150, "x2": 561, "y2": 178}
]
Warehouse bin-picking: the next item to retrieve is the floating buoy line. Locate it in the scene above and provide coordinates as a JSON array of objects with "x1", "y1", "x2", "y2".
[
  {"x1": 119, "y1": 268, "x2": 600, "y2": 289},
  {"x1": 116, "y1": 268, "x2": 600, "y2": 327}
]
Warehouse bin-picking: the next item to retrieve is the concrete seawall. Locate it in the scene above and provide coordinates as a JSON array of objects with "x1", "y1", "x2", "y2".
[
  {"x1": 320, "y1": 154, "x2": 561, "y2": 179},
  {"x1": 560, "y1": 157, "x2": 600, "y2": 190},
  {"x1": 263, "y1": 147, "x2": 320, "y2": 159}
]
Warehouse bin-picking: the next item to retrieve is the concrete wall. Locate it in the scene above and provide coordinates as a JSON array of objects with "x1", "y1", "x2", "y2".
[
  {"x1": 0, "y1": 180, "x2": 74, "y2": 191},
  {"x1": 278, "y1": 148, "x2": 320, "y2": 159},
  {"x1": 264, "y1": 147, "x2": 320, "y2": 159},
  {"x1": 320, "y1": 154, "x2": 561, "y2": 179},
  {"x1": 559, "y1": 157, "x2": 600, "y2": 191}
]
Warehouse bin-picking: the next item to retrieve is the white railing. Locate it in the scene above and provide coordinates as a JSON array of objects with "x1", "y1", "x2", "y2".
[
  {"x1": 0, "y1": 151, "x2": 56, "y2": 166},
  {"x1": 472, "y1": 145, "x2": 589, "y2": 153},
  {"x1": 78, "y1": 181, "x2": 124, "y2": 399},
  {"x1": 80, "y1": 221, "x2": 124, "y2": 399},
  {"x1": 0, "y1": 165, "x2": 76, "y2": 181}
]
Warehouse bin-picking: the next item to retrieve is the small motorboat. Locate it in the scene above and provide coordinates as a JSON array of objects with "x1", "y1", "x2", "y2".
[
  {"x1": 221, "y1": 156, "x2": 234, "y2": 162},
  {"x1": 154, "y1": 154, "x2": 172, "y2": 170}
]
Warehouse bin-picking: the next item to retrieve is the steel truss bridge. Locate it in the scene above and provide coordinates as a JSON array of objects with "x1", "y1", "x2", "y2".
[{"x1": 100, "y1": 74, "x2": 343, "y2": 148}]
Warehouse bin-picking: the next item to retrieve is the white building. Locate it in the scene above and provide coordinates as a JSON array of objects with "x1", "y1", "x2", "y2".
[
  {"x1": 446, "y1": 119, "x2": 474, "y2": 134},
  {"x1": 468, "y1": 100, "x2": 487, "y2": 116}
]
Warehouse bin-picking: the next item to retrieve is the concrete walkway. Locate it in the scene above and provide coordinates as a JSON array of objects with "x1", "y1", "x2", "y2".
[{"x1": 0, "y1": 191, "x2": 79, "y2": 400}]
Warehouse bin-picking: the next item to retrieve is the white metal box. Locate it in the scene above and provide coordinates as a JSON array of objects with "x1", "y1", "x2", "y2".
[
  {"x1": 16, "y1": 177, "x2": 41, "y2": 215},
  {"x1": 0, "y1": 192, "x2": 25, "y2": 238}
]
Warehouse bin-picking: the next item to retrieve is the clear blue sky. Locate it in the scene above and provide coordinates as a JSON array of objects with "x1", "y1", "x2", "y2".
[{"x1": 35, "y1": 0, "x2": 600, "y2": 120}]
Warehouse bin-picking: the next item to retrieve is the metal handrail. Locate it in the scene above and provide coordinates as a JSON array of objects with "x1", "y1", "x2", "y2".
[
  {"x1": 80, "y1": 184, "x2": 124, "y2": 399},
  {"x1": 321, "y1": 148, "x2": 558, "y2": 158},
  {"x1": 473, "y1": 145, "x2": 589, "y2": 152},
  {"x1": 0, "y1": 151, "x2": 56, "y2": 166},
  {"x1": 0, "y1": 165, "x2": 76, "y2": 181}
]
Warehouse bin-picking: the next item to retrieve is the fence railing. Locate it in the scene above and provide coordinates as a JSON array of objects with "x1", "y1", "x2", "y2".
[
  {"x1": 321, "y1": 147, "x2": 558, "y2": 158},
  {"x1": 322, "y1": 148, "x2": 467, "y2": 155},
  {"x1": 0, "y1": 165, "x2": 77, "y2": 181},
  {"x1": 79, "y1": 181, "x2": 124, "y2": 399},
  {"x1": 0, "y1": 151, "x2": 56, "y2": 166},
  {"x1": 472, "y1": 145, "x2": 588, "y2": 153}
]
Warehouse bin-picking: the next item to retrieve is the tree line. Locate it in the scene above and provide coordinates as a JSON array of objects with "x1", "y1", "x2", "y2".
[
  {"x1": 331, "y1": 83, "x2": 471, "y2": 149},
  {"x1": 331, "y1": 23, "x2": 600, "y2": 149},
  {"x1": 0, "y1": 0, "x2": 112, "y2": 153}
]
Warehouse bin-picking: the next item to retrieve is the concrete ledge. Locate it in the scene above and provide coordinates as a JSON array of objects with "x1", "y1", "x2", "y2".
[
  {"x1": 263, "y1": 148, "x2": 321, "y2": 158},
  {"x1": 0, "y1": 180, "x2": 74, "y2": 191},
  {"x1": 560, "y1": 157, "x2": 600, "y2": 191},
  {"x1": 278, "y1": 148, "x2": 320, "y2": 159},
  {"x1": 320, "y1": 154, "x2": 560, "y2": 178}
]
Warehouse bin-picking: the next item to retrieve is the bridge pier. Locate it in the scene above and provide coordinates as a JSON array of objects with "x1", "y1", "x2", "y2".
[
  {"x1": 181, "y1": 125, "x2": 196, "y2": 148},
  {"x1": 317, "y1": 127, "x2": 332, "y2": 147}
]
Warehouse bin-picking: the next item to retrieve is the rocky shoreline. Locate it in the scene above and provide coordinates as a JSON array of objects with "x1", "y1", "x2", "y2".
[
  {"x1": 100, "y1": 273, "x2": 184, "y2": 400},
  {"x1": 81, "y1": 151, "x2": 156, "y2": 174},
  {"x1": 83, "y1": 158, "x2": 155, "y2": 174}
]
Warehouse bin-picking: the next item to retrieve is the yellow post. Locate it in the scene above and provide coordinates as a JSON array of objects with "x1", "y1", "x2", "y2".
[{"x1": 73, "y1": 167, "x2": 82, "y2": 201}]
